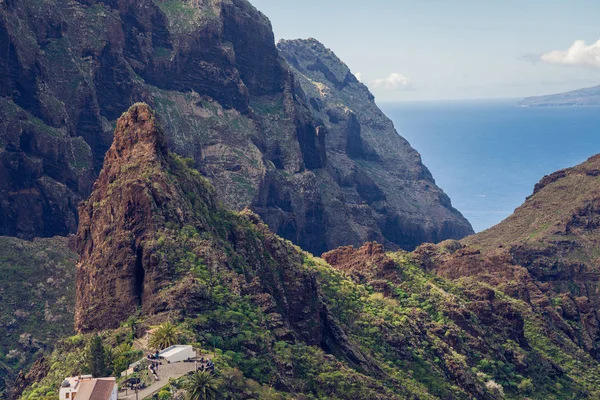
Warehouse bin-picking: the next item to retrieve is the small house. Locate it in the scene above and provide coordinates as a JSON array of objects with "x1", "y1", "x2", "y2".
[{"x1": 59, "y1": 376, "x2": 117, "y2": 400}]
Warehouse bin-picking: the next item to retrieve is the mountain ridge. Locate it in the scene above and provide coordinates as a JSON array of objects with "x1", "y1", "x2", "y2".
[
  {"x1": 0, "y1": 0, "x2": 472, "y2": 254},
  {"x1": 411, "y1": 153, "x2": 600, "y2": 390},
  {"x1": 277, "y1": 38, "x2": 472, "y2": 250}
]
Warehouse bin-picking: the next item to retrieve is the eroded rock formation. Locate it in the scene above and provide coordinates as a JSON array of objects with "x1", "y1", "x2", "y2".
[{"x1": 74, "y1": 103, "x2": 363, "y2": 371}]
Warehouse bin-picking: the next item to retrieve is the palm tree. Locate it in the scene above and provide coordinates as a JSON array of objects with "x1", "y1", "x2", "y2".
[
  {"x1": 184, "y1": 371, "x2": 219, "y2": 400},
  {"x1": 148, "y1": 321, "x2": 182, "y2": 351}
]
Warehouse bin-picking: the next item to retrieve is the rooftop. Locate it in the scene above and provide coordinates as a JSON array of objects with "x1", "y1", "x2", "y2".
[
  {"x1": 159, "y1": 345, "x2": 193, "y2": 359},
  {"x1": 61, "y1": 377, "x2": 116, "y2": 400}
]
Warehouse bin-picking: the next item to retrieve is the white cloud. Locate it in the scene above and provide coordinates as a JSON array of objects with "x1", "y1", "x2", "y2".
[
  {"x1": 355, "y1": 72, "x2": 363, "y2": 82},
  {"x1": 369, "y1": 72, "x2": 412, "y2": 90},
  {"x1": 540, "y1": 39, "x2": 600, "y2": 68}
]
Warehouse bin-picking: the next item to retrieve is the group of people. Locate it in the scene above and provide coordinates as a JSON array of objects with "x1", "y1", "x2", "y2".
[
  {"x1": 124, "y1": 377, "x2": 142, "y2": 390},
  {"x1": 196, "y1": 357, "x2": 215, "y2": 374},
  {"x1": 147, "y1": 351, "x2": 161, "y2": 381},
  {"x1": 148, "y1": 362, "x2": 160, "y2": 381}
]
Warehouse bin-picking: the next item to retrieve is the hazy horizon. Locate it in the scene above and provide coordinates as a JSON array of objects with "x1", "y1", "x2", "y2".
[{"x1": 253, "y1": 0, "x2": 600, "y2": 102}]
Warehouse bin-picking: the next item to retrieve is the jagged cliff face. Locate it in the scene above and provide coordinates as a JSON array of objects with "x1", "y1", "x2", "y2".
[
  {"x1": 278, "y1": 39, "x2": 474, "y2": 250},
  {"x1": 75, "y1": 104, "x2": 340, "y2": 354},
  {"x1": 0, "y1": 0, "x2": 471, "y2": 252}
]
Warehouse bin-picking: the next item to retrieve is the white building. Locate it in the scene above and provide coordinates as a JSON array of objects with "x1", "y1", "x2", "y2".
[
  {"x1": 159, "y1": 345, "x2": 196, "y2": 363},
  {"x1": 59, "y1": 376, "x2": 117, "y2": 400}
]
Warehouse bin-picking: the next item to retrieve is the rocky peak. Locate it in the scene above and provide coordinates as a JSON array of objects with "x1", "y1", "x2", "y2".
[
  {"x1": 278, "y1": 38, "x2": 359, "y2": 92},
  {"x1": 104, "y1": 103, "x2": 167, "y2": 167},
  {"x1": 74, "y1": 103, "x2": 217, "y2": 331},
  {"x1": 74, "y1": 103, "x2": 180, "y2": 332}
]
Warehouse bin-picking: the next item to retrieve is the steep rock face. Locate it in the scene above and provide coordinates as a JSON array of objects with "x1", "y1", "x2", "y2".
[
  {"x1": 278, "y1": 39, "x2": 473, "y2": 250},
  {"x1": 75, "y1": 104, "x2": 351, "y2": 359},
  {"x1": 75, "y1": 104, "x2": 172, "y2": 330},
  {"x1": 0, "y1": 99, "x2": 95, "y2": 239},
  {"x1": 0, "y1": 0, "x2": 472, "y2": 253},
  {"x1": 0, "y1": 0, "x2": 309, "y2": 243}
]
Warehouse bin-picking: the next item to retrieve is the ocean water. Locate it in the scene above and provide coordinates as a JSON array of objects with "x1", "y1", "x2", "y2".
[{"x1": 380, "y1": 100, "x2": 600, "y2": 233}]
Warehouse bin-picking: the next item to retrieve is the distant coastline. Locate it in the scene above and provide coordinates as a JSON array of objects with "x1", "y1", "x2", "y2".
[
  {"x1": 519, "y1": 84, "x2": 600, "y2": 107},
  {"x1": 518, "y1": 103, "x2": 600, "y2": 108}
]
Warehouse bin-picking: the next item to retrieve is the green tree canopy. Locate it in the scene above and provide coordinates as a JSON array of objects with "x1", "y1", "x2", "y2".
[
  {"x1": 148, "y1": 321, "x2": 182, "y2": 351},
  {"x1": 184, "y1": 371, "x2": 219, "y2": 400},
  {"x1": 86, "y1": 335, "x2": 107, "y2": 377}
]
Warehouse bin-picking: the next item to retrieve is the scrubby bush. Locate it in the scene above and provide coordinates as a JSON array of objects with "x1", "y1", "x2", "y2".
[{"x1": 485, "y1": 380, "x2": 505, "y2": 397}]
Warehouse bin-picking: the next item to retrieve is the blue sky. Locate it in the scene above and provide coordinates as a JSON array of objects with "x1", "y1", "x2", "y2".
[{"x1": 252, "y1": 0, "x2": 600, "y2": 101}]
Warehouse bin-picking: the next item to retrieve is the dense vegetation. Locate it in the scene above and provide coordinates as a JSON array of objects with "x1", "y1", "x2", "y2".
[
  {"x1": 21, "y1": 244, "x2": 600, "y2": 399},
  {"x1": 0, "y1": 237, "x2": 76, "y2": 397}
]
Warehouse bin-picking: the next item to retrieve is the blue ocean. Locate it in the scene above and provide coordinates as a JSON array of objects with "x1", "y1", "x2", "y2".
[{"x1": 380, "y1": 100, "x2": 600, "y2": 233}]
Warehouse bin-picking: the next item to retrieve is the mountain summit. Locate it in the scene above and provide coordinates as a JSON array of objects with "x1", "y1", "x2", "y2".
[
  {"x1": 75, "y1": 104, "x2": 174, "y2": 331},
  {"x1": 75, "y1": 103, "x2": 347, "y2": 355}
]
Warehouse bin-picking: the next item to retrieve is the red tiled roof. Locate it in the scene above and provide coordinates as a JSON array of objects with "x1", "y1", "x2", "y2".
[
  {"x1": 89, "y1": 379, "x2": 115, "y2": 400},
  {"x1": 75, "y1": 378, "x2": 115, "y2": 400}
]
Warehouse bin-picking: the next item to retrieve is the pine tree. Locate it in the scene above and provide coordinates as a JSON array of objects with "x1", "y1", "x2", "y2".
[{"x1": 87, "y1": 335, "x2": 107, "y2": 377}]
